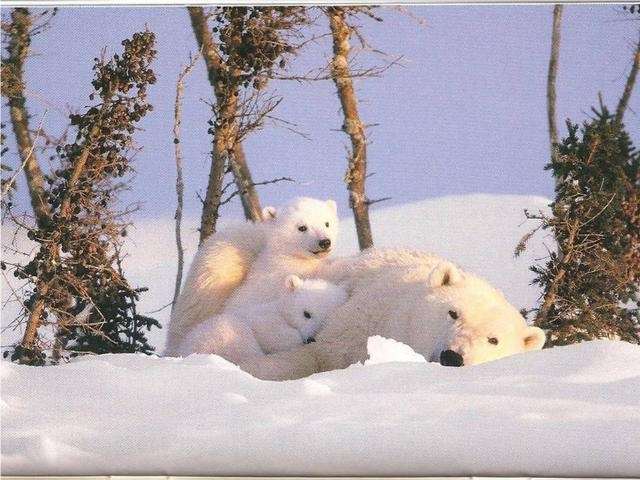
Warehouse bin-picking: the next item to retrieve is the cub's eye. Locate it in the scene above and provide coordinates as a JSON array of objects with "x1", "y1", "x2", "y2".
[
  {"x1": 303, "y1": 310, "x2": 312, "y2": 319},
  {"x1": 325, "y1": 222, "x2": 330, "y2": 227},
  {"x1": 448, "y1": 310, "x2": 459, "y2": 320},
  {"x1": 298, "y1": 225, "x2": 307, "y2": 232},
  {"x1": 488, "y1": 337, "x2": 499, "y2": 345}
]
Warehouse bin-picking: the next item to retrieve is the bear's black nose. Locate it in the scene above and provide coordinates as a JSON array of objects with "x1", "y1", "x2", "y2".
[
  {"x1": 318, "y1": 238, "x2": 331, "y2": 250},
  {"x1": 440, "y1": 349, "x2": 464, "y2": 367}
]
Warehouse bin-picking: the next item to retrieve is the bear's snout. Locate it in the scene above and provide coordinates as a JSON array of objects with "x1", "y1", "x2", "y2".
[
  {"x1": 318, "y1": 238, "x2": 331, "y2": 250},
  {"x1": 440, "y1": 349, "x2": 464, "y2": 367}
]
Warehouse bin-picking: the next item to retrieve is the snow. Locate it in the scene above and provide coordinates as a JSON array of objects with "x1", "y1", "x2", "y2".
[
  {"x1": 2, "y1": 339, "x2": 639, "y2": 476},
  {"x1": 365, "y1": 335, "x2": 427, "y2": 364},
  {"x1": 5, "y1": 194, "x2": 639, "y2": 476}
]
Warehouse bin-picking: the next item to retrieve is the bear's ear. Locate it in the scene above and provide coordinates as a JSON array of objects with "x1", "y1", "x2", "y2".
[
  {"x1": 523, "y1": 326, "x2": 546, "y2": 351},
  {"x1": 262, "y1": 206, "x2": 277, "y2": 220},
  {"x1": 285, "y1": 275, "x2": 304, "y2": 292},
  {"x1": 428, "y1": 262, "x2": 463, "y2": 288},
  {"x1": 326, "y1": 199, "x2": 338, "y2": 214}
]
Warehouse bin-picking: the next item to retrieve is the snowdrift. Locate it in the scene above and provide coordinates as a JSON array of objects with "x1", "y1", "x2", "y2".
[{"x1": 2, "y1": 339, "x2": 639, "y2": 476}]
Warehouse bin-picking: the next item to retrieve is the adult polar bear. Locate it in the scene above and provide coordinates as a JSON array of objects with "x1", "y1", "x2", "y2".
[
  {"x1": 165, "y1": 197, "x2": 339, "y2": 356},
  {"x1": 239, "y1": 249, "x2": 547, "y2": 380}
]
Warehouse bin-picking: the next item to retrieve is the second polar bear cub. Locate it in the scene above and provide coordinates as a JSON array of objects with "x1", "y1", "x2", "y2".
[{"x1": 178, "y1": 275, "x2": 348, "y2": 364}]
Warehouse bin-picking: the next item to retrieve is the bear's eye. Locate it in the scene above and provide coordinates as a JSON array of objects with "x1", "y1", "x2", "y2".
[
  {"x1": 325, "y1": 222, "x2": 330, "y2": 227},
  {"x1": 303, "y1": 310, "x2": 312, "y2": 319},
  {"x1": 298, "y1": 225, "x2": 308, "y2": 232},
  {"x1": 448, "y1": 310, "x2": 459, "y2": 320},
  {"x1": 488, "y1": 337, "x2": 499, "y2": 345}
]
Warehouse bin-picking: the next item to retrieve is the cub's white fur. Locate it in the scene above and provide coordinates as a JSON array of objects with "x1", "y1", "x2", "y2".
[
  {"x1": 165, "y1": 198, "x2": 338, "y2": 356},
  {"x1": 176, "y1": 276, "x2": 348, "y2": 364}
]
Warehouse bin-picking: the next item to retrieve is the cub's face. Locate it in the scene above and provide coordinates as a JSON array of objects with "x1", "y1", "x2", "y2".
[
  {"x1": 282, "y1": 275, "x2": 348, "y2": 336},
  {"x1": 271, "y1": 198, "x2": 339, "y2": 259},
  {"x1": 422, "y1": 263, "x2": 546, "y2": 367}
]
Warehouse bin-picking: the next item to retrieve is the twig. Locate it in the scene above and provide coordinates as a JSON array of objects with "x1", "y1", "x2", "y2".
[
  {"x1": 171, "y1": 51, "x2": 200, "y2": 311},
  {"x1": 366, "y1": 196, "x2": 391, "y2": 206},
  {"x1": 220, "y1": 176, "x2": 294, "y2": 206}
]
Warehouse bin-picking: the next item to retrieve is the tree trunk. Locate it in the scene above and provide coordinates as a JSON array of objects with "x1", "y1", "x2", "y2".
[
  {"x1": 187, "y1": 6, "x2": 263, "y2": 238},
  {"x1": 6, "y1": 8, "x2": 50, "y2": 228},
  {"x1": 19, "y1": 104, "x2": 108, "y2": 358},
  {"x1": 615, "y1": 34, "x2": 640, "y2": 125},
  {"x1": 328, "y1": 7, "x2": 373, "y2": 250},
  {"x1": 199, "y1": 135, "x2": 227, "y2": 244},
  {"x1": 230, "y1": 143, "x2": 263, "y2": 222},
  {"x1": 547, "y1": 5, "x2": 563, "y2": 162}
]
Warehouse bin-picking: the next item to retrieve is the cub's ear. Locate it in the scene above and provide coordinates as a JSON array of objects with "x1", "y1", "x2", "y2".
[
  {"x1": 428, "y1": 262, "x2": 463, "y2": 288},
  {"x1": 326, "y1": 199, "x2": 338, "y2": 214},
  {"x1": 262, "y1": 206, "x2": 277, "y2": 220},
  {"x1": 524, "y1": 326, "x2": 546, "y2": 351},
  {"x1": 285, "y1": 275, "x2": 304, "y2": 292}
]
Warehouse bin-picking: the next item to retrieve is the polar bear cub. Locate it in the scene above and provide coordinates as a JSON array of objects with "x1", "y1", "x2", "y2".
[
  {"x1": 177, "y1": 275, "x2": 348, "y2": 365},
  {"x1": 223, "y1": 197, "x2": 340, "y2": 310},
  {"x1": 165, "y1": 197, "x2": 338, "y2": 356}
]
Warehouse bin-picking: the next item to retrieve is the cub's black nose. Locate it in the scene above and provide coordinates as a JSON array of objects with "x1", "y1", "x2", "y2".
[
  {"x1": 318, "y1": 238, "x2": 331, "y2": 250},
  {"x1": 440, "y1": 349, "x2": 464, "y2": 367}
]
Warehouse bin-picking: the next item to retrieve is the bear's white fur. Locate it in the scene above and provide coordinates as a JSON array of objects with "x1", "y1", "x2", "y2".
[
  {"x1": 164, "y1": 198, "x2": 338, "y2": 356},
  {"x1": 175, "y1": 275, "x2": 348, "y2": 364},
  {"x1": 237, "y1": 249, "x2": 546, "y2": 380},
  {"x1": 223, "y1": 197, "x2": 339, "y2": 310}
]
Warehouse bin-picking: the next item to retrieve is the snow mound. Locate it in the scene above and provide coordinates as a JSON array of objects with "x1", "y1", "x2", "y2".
[
  {"x1": 365, "y1": 335, "x2": 427, "y2": 365},
  {"x1": 2, "y1": 340, "x2": 639, "y2": 476}
]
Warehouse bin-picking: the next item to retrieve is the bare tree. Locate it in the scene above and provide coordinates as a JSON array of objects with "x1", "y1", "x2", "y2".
[
  {"x1": 615, "y1": 32, "x2": 640, "y2": 125},
  {"x1": 547, "y1": 4, "x2": 563, "y2": 161},
  {"x1": 327, "y1": 7, "x2": 373, "y2": 250},
  {"x1": 1, "y1": 8, "x2": 54, "y2": 227},
  {"x1": 188, "y1": 6, "x2": 235, "y2": 243},
  {"x1": 171, "y1": 52, "x2": 200, "y2": 309},
  {"x1": 187, "y1": 7, "x2": 310, "y2": 243}
]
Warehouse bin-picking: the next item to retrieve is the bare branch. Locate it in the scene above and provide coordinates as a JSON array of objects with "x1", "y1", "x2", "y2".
[
  {"x1": 171, "y1": 50, "x2": 200, "y2": 311},
  {"x1": 615, "y1": 32, "x2": 640, "y2": 125},
  {"x1": 1, "y1": 109, "x2": 47, "y2": 198},
  {"x1": 547, "y1": 4, "x2": 563, "y2": 163}
]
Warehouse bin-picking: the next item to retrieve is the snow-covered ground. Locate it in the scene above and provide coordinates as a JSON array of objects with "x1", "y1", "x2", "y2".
[
  {"x1": 2, "y1": 338, "x2": 639, "y2": 476},
  {"x1": 3, "y1": 194, "x2": 639, "y2": 476}
]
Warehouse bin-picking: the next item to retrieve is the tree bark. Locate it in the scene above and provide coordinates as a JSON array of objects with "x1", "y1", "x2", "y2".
[
  {"x1": 6, "y1": 8, "x2": 50, "y2": 228},
  {"x1": 187, "y1": 7, "x2": 263, "y2": 240},
  {"x1": 615, "y1": 33, "x2": 640, "y2": 125},
  {"x1": 328, "y1": 7, "x2": 373, "y2": 250},
  {"x1": 547, "y1": 5, "x2": 563, "y2": 161},
  {"x1": 230, "y1": 144, "x2": 263, "y2": 222}
]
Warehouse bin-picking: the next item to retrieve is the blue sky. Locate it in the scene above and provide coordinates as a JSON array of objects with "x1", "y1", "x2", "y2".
[{"x1": 2, "y1": 5, "x2": 638, "y2": 222}]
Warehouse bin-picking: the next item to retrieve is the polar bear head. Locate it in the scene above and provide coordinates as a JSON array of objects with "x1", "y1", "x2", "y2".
[
  {"x1": 281, "y1": 275, "x2": 348, "y2": 341},
  {"x1": 268, "y1": 197, "x2": 339, "y2": 259},
  {"x1": 338, "y1": 258, "x2": 547, "y2": 368},
  {"x1": 421, "y1": 262, "x2": 546, "y2": 367}
]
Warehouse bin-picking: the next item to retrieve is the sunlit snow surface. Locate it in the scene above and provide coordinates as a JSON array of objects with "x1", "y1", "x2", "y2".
[{"x1": 2, "y1": 338, "x2": 640, "y2": 476}]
